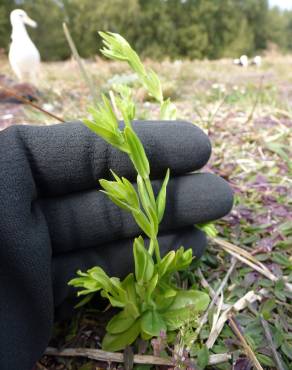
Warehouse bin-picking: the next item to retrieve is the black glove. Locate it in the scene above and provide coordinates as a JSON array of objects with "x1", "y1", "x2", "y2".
[{"x1": 0, "y1": 120, "x2": 233, "y2": 370}]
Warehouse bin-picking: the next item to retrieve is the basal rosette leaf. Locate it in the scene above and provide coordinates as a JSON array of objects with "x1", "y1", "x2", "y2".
[
  {"x1": 106, "y1": 309, "x2": 137, "y2": 334},
  {"x1": 102, "y1": 319, "x2": 141, "y2": 352},
  {"x1": 162, "y1": 290, "x2": 210, "y2": 330},
  {"x1": 141, "y1": 310, "x2": 167, "y2": 337}
]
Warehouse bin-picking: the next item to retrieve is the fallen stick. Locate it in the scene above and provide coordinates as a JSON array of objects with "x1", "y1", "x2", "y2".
[
  {"x1": 228, "y1": 315, "x2": 264, "y2": 370},
  {"x1": 44, "y1": 347, "x2": 231, "y2": 366}
]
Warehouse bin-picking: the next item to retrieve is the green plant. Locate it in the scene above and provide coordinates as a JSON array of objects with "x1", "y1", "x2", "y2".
[{"x1": 69, "y1": 32, "x2": 210, "y2": 352}]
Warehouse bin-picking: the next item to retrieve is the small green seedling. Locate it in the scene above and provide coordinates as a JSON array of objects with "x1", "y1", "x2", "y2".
[{"x1": 69, "y1": 32, "x2": 210, "y2": 352}]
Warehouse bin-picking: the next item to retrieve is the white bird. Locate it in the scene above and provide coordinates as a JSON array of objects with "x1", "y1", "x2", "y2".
[
  {"x1": 239, "y1": 55, "x2": 249, "y2": 67},
  {"x1": 252, "y1": 55, "x2": 262, "y2": 67},
  {"x1": 233, "y1": 55, "x2": 249, "y2": 67},
  {"x1": 9, "y1": 9, "x2": 40, "y2": 84}
]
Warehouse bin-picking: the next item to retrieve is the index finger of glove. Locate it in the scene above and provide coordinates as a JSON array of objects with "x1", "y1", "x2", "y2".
[{"x1": 5, "y1": 120, "x2": 211, "y2": 196}]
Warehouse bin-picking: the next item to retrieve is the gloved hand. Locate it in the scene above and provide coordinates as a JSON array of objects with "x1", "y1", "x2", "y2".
[{"x1": 0, "y1": 120, "x2": 233, "y2": 370}]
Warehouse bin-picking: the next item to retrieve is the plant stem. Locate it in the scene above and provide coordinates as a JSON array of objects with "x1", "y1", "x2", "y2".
[
  {"x1": 153, "y1": 236, "x2": 161, "y2": 262},
  {"x1": 149, "y1": 237, "x2": 161, "y2": 262}
]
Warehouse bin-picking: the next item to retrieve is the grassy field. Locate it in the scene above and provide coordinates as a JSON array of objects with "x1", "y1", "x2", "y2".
[{"x1": 0, "y1": 55, "x2": 291, "y2": 369}]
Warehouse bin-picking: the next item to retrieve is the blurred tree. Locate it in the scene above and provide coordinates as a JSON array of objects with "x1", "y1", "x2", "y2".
[
  {"x1": 0, "y1": 0, "x2": 292, "y2": 61},
  {"x1": 0, "y1": 0, "x2": 17, "y2": 51}
]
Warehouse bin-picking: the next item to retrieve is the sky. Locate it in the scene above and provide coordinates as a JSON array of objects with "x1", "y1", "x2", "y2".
[{"x1": 269, "y1": 0, "x2": 292, "y2": 10}]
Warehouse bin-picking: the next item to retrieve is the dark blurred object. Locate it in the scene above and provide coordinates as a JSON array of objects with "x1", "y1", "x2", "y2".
[{"x1": 0, "y1": 74, "x2": 39, "y2": 103}]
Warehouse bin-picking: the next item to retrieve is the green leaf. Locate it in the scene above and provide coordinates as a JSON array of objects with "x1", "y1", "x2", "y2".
[
  {"x1": 88, "y1": 266, "x2": 113, "y2": 291},
  {"x1": 170, "y1": 247, "x2": 193, "y2": 272},
  {"x1": 156, "y1": 169, "x2": 170, "y2": 223},
  {"x1": 142, "y1": 68, "x2": 163, "y2": 103},
  {"x1": 106, "y1": 310, "x2": 137, "y2": 334},
  {"x1": 163, "y1": 290, "x2": 209, "y2": 330},
  {"x1": 99, "y1": 32, "x2": 145, "y2": 76},
  {"x1": 197, "y1": 345, "x2": 209, "y2": 369},
  {"x1": 271, "y1": 252, "x2": 292, "y2": 269},
  {"x1": 260, "y1": 298, "x2": 276, "y2": 320},
  {"x1": 74, "y1": 293, "x2": 94, "y2": 308},
  {"x1": 281, "y1": 341, "x2": 292, "y2": 360},
  {"x1": 122, "y1": 273, "x2": 140, "y2": 318},
  {"x1": 114, "y1": 88, "x2": 136, "y2": 127},
  {"x1": 141, "y1": 310, "x2": 167, "y2": 337},
  {"x1": 145, "y1": 273, "x2": 158, "y2": 302},
  {"x1": 163, "y1": 306, "x2": 194, "y2": 330},
  {"x1": 124, "y1": 127, "x2": 150, "y2": 179},
  {"x1": 99, "y1": 176, "x2": 139, "y2": 212},
  {"x1": 158, "y1": 250, "x2": 175, "y2": 276},
  {"x1": 196, "y1": 222, "x2": 218, "y2": 238},
  {"x1": 83, "y1": 119, "x2": 124, "y2": 149},
  {"x1": 256, "y1": 353, "x2": 275, "y2": 367},
  {"x1": 102, "y1": 319, "x2": 141, "y2": 352},
  {"x1": 106, "y1": 193, "x2": 138, "y2": 213},
  {"x1": 167, "y1": 290, "x2": 210, "y2": 311},
  {"x1": 132, "y1": 210, "x2": 153, "y2": 238},
  {"x1": 101, "y1": 290, "x2": 125, "y2": 308},
  {"x1": 133, "y1": 236, "x2": 154, "y2": 283},
  {"x1": 137, "y1": 175, "x2": 158, "y2": 232}
]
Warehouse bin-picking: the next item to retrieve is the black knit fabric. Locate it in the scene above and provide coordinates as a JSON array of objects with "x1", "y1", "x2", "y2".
[{"x1": 0, "y1": 121, "x2": 233, "y2": 370}]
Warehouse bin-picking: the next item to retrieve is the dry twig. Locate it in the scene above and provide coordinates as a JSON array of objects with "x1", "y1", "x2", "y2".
[
  {"x1": 190, "y1": 257, "x2": 237, "y2": 344},
  {"x1": 45, "y1": 347, "x2": 231, "y2": 366},
  {"x1": 228, "y1": 315, "x2": 264, "y2": 370},
  {"x1": 213, "y1": 237, "x2": 292, "y2": 292},
  {"x1": 0, "y1": 85, "x2": 65, "y2": 123},
  {"x1": 206, "y1": 289, "x2": 266, "y2": 348}
]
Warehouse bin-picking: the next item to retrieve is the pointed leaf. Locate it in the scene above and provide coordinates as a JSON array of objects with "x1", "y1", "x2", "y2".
[
  {"x1": 124, "y1": 127, "x2": 150, "y2": 179},
  {"x1": 156, "y1": 169, "x2": 170, "y2": 223}
]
